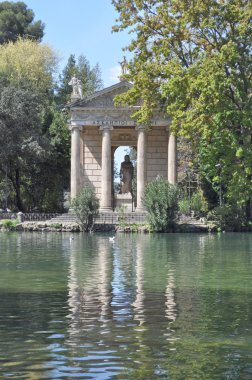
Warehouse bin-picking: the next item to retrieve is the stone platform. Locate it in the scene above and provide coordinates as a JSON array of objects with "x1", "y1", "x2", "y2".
[
  {"x1": 49, "y1": 211, "x2": 147, "y2": 225},
  {"x1": 114, "y1": 193, "x2": 135, "y2": 212}
]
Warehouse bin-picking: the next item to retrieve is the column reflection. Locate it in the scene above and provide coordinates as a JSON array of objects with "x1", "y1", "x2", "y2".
[
  {"x1": 67, "y1": 236, "x2": 112, "y2": 341},
  {"x1": 132, "y1": 236, "x2": 145, "y2": 327}
]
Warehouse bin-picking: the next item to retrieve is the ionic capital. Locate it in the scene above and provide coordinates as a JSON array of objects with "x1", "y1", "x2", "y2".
[
  {"x1": 68, "y1": 124, "x2": 83, "y2": 132},
  {"x1": 136, "y1": 125, "x2": 147, "y2": 132},
  {"x1": 99, "y1": 125, "x2": 114, "y2": 132}
]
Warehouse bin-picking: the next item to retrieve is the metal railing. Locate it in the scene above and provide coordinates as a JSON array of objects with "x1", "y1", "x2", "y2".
[
  {"x1": 96, "y1": 212, "x2": 147, "y2": 225},
  {"x1": 0, "y1": 213, "x2": 61, "y2": 221}
]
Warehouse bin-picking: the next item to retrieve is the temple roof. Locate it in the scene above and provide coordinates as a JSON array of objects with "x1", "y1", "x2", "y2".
[{"x1": 69, "y1": 80, "x2": 132, "y2": 109}]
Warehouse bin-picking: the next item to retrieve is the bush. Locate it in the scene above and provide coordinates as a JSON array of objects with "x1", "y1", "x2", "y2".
[
  {"x1": 71, "y1": 186, "x2": 99, "y2": 232},
  {"x1": 143, "y1": 177, "x2": 178, "y2": 232},
  {"x1": 207, "y1": 204, "x2": 247, "y2": 231},
  {"x1": 0, "y1": 219, "x2": 18, "y2": 230},
  {"x1": 178, "y1": 197, "x2": 190, "y2": 215},
  {"x1": 116, "y1": 205, "x2": 127, "y2": 228},
  {"x1": 190, "y1": 190, "x2": 208, "y2": 216}
]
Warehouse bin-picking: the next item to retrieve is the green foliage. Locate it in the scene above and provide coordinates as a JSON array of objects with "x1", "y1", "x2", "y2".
[
  {"x1": 143, "y1": 177, "x2": 178, "y2": 232},
  {"x1": 190, "y1": 190, "x2": 208, "y2": 215},
  {"x1": 71, "y1": 186, "x2": 99, "y2": 232},
  {"x1": 178, "y1": 189, "x2": 208, "y2": 216},
  {"x1": 0, "y1": 38, "x2": 57, "y2": 95},
  {"x1": 112, "y1": 0, "x2": 252, "y2": 220},
  {"x1": 178, "y1": 197, "x2": 190, "y2": 216},
  {"x1": 208, "y1": 204, "x2": 248, "y2": 232},
  {"x1": 0, "y1": 219, "x2": 18, "y2": 230},
  {"x1": 0, "y1": 85, "x2": 44, "y2": 210},
  {"x1": 116, "y1": 205, "x2": 127, "y2": 228},
  {"x1": 50, "y1": 223, "x2": 62, "y2": 229},
  {"x1": 57, "y1": 54, "x2": 103, "y2": 104},
  {"x1": 0, "y1": 1, "x2": 44, "y2": 44},
  {"x1": 0, "y1": 37, "x2": 68, "y2": 212}
]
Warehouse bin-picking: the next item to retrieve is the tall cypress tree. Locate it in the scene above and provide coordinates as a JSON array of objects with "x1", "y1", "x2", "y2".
[{"x1": 57, "y1": 54, "x2": 103, "y2": 105}]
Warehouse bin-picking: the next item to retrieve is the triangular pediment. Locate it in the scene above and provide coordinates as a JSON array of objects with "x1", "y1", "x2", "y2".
[{"x1": 71, "y1": 81, "x2": 132, "y2": 109}]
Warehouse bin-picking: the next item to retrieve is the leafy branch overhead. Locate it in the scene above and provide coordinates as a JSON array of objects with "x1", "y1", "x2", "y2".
[{"x1": 112, "y1": 0, "x2": 252, "y2": 217}]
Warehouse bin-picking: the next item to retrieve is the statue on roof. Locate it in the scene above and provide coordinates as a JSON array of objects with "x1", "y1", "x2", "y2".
[
  {"x1": 68, "y1": 76, "x2": 83, "y2": 100},
  {"x1": 119, "y1": 56, "x2": 128, "y2": 77}
]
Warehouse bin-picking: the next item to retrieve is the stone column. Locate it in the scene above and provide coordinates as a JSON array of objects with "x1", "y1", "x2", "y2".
[
  {"x1": 136, "y1": 126, "x2": 147, "y2": 211},
  {"x1": 70, "y1": 125, "x2": 81, "y2": 199},
  {"x1": 168, "y1": 131, "x2": 178, "y2": 185},
  {"x1": 100, "y1": 125, "x2": 113, "y2": 211}
]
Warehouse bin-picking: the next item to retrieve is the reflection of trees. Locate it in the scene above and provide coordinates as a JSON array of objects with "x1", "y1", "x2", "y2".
[{"x1": 0, "y1": 232, "x2": 70, "y2": 379}]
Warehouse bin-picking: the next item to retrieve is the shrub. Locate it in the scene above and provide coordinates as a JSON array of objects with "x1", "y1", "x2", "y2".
[
  {"x1": 1, "y1": 219, "x2": 18, "y2": 230},
  {"x1": 190, "y1": 190, "x2": 208, "y2": 215},
  {"x1": 143, "y1": 177, "x2": 178, "y2": 232},
  {"x1": 71, "y1": 186, "x2": 99, "y2": 232},
  {"x1": 178, "y1": 197, "x2": 191, "y2": 215},
  {"x1": 116, "y1": 205, "x2": 127, "y2": 228},
  {"x1": 50, "y1": 223, "x2": 62, "y2": 229},
  {"x1": 207, "y1": 204, "x2": 247, "y2": 231}
]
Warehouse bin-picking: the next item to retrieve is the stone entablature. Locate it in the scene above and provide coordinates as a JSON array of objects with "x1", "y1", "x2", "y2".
[{"x1": 68, "y1": 81, "x2": 177, "y2": 211}]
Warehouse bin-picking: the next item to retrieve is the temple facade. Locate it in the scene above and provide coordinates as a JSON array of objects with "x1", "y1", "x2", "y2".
[{"x1": 68, "y1": 80, "x2": 177, "y2": 212}]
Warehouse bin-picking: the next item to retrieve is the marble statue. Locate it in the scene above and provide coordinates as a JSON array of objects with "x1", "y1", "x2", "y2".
[
  {"x1": 119, "y1": 56, "x2": 128, "y2": 75},
  {"x1": 68, "y1": 76, "x2": 83, "y2": 99},
  {"x1": 77, "y1": 79, "x2": 83, "y2": 99},
  {"x1": 119, "y1": 155, "x2": 134, "y2": 194}
]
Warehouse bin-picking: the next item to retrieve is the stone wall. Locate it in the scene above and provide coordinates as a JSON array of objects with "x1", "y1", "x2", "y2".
[
  {"x1": 81, "y1": 126, "x2": 102, "y2": 197},
  {"x1": 146, "y1": 125, "x2": 168, "y2": 182}
]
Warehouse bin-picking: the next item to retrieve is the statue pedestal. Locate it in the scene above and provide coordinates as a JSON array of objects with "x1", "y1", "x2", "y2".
[{"x1": 114, "y1": 193, "x2": 134, "y2": 212}]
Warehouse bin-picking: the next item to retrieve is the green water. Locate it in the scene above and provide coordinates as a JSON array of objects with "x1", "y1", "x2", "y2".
[{"x1": 0, "y1": 232, "x2": 252, "y2": 379}]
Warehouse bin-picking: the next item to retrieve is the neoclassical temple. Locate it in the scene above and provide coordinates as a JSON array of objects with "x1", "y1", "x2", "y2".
[{"x1": 68, "y1": 80, "x2": 177, "y2": 212}]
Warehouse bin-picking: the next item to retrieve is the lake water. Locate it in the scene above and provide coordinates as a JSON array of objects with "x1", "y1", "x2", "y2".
[{"x1": 0, "y1": 232, "x2": 252, "y2": 379}]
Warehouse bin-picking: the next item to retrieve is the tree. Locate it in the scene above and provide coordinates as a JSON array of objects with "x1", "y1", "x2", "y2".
[
  {"x1": 0, "y1": 37, "x2": 58, "y2": 95},
  {"x1": 57, "y1": 54, "x2": 103, "y2": 104},
  {"x1": 0, "y1": 38, "x2": 59, "y2": 211},
  {"x1": 0, "y1": 1, "x2": 44, "y2": 44},
  {"x1": 19, "y1": 103, "x2": 71, "y2": 212},
  {"x1": 112, "y1": 0, "x2": 252, "y2": 219},
  {"x1": 0, "y1": 86, "x2": 44, "y2": 210}
]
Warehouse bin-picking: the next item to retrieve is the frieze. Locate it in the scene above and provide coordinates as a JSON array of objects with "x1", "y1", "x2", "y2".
[
  {"x1": 82, "y1": 120, "x2": 137, "y2": 127},
  {"x1": 70, "y1": 110, "x2": 168, "y2": 127}
]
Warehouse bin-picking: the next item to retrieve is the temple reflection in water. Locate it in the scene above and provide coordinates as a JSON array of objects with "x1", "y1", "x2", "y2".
[{"x1": 66, "y1": 234, "x2": 178, "y2": 364}]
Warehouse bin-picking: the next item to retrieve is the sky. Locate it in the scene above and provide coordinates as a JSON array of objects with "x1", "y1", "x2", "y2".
[
  {"x1": 23, "y1": 0, "x2": 133, "y2": 169},
  {"x1": 24, "y1": 0, "x2": 131, "y2": 87},
  {"x1": 21, "y1": 0, "x2": 133, "y2": 174}
]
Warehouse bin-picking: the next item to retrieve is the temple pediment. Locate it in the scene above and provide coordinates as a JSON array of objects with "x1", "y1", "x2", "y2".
[
  {"x1": 69, "y1": 80, "x2": 169, "y2": 127},
  {"x1": 71, "y1": 81, "x2": 132, "y2": 109}
]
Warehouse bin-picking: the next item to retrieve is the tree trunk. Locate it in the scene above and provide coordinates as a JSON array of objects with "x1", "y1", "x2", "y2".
[
  {"x1": 15, "y1": 168, "x2": 25, "y2": 211},
  {"x1": 8, "y1": 167, "x2": 25, "y2": 212},
  {"x1": 246, "y1": 198, "x2": 252, "y2": 222}
]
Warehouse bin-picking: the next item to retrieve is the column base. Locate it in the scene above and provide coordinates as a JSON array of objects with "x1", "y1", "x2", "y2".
[
  {"x1": 135, "y1": 207, "x2": 146, "y2": 213},
  {"x1": 99, "y1": 207, "x2": 113, "y2": 212}
]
